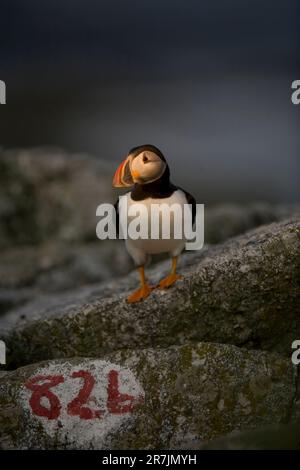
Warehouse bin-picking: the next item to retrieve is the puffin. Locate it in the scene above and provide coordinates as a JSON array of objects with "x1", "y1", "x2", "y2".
[{"x1": 113, "y1": 144, "x2": 196, "y2": 303}]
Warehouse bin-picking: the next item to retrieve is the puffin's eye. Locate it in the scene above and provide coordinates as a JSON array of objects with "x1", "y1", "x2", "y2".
[{"x1": 142, "y1": 154, "x2": 149, "y2": 163}]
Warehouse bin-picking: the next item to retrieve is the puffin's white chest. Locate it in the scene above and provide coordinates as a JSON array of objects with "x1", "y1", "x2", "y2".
[{"x1": 118, "y1": 190, "x2": 187, "y2": 265}]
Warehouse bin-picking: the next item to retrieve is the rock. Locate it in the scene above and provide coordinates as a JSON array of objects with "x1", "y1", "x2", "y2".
[
  {"x1": 205, "y1": 202, "x2": 300, "y2": 244},
  {"x1": 0, "y1": 288, "x2": 35, "y2": 317},
  {"x1": 0, "y1": 241, "x2": 131, "y2": 292},
  {"x1": 0, "y1": 148, "x2": 115, "y2": 249},
  {"x1": 1, "y1": 218, "x2": 299, "y2": 368},
  {"x1": 0, "y1": 343, "x2": 297, "y2": 449},
  {"x1": 1, "y1": 148, "x2": 299, "y2": 450},
  {"x1": 0, "y1": 241, "x2": 131, "y2": 311},
  {"x1": 290, "y1": 372, "x2": 300, "y2": 423},
  {"x1": 0, "y1": 149, "x2": 133, "y2": 313},
  {"x1": 196, "y1": 421, "x2": 300, "y2": 450}
]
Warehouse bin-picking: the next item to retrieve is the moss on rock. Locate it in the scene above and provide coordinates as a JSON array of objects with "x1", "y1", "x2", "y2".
[
  {"x1": 2, "y1": 218, "x2": 299, "y2": 369},
  {"x1": 0, "y1": 343, "x2": 298, "y2": 449}
]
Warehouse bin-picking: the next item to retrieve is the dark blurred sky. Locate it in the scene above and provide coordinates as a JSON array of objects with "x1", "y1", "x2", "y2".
[{"x1": 1, "y1": 0, "x2": 299, "y2": 202}]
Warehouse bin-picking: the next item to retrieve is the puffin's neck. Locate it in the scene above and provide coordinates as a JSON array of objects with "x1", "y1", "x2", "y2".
[{"x1": 130, "y1": 167, "x2": 176, "y2": 200}]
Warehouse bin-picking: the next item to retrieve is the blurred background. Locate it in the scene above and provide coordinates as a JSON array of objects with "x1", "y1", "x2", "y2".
[{"x1": 1, "y1": 0, "x2": 299, "y2": 203}]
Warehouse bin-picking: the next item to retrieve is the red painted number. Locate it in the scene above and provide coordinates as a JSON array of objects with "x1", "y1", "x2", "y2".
[
  {"x1": 67, "y1": 370, "x2": 102, "y2": 419},
  {"x1": 25, "y1": 374, "x2": 64, "y2": 420},
  {"x1": 107, "y1": 370, "x2": 141, "y2": 414},
  {"x1": 25, "y1": 369, "x2": 142, "y2": 420}
]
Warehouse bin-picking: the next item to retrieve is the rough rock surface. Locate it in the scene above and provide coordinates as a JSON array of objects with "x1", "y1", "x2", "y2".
[
  {"x1": 0, "y1": 241, "x2": 130, "y2": 298},
  {"x1": 1, "y1": 218, "x2": 299, "y2": 369},
  {"x1": 0, "y1": 343, "x2": 297, "y2": 449},
  {"x1": 204, "y1": 202, "x2": 300, "y2": 244},
  {"x1": 0, "y1": 148, "x2": 132, "y2": 314},
  {"x1": 197, "y1": 421, "x2": 300, "y2": 450}
]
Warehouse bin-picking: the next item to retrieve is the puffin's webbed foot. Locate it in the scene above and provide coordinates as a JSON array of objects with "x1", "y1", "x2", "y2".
[
  {"x1": 126, "y1": 265, "x2": 154, "y2": 303},
  {"x1": 127, "y1": 284, "x2": 154, "y2": 303},
  {"x1": 158, "y1": 256, "x2": 182, "y2": 289},
  {"x1": 158, "y1": 273, "x2": 182, "y2": 289}
]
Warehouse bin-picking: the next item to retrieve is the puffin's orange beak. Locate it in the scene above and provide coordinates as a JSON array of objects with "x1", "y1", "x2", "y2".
[{"x1": 112, "y1": 156, "x2": 134, "y2": 187}]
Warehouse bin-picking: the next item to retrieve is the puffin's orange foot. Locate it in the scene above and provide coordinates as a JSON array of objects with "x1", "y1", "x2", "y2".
[
  {"x1": 158, "y1": 273, "x2": 182, "y2": 289},
  {"x1": 126, "y1": 284, "x2": 154, "y2": 303}
]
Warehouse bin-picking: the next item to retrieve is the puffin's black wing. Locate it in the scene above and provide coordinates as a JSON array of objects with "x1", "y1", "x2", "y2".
[
  {"x1": 178, "y1": 188, "x2": 196, "y2": 225},
  {"x1": 114, "y1": 199, "x2": 119, "y2": 237}
]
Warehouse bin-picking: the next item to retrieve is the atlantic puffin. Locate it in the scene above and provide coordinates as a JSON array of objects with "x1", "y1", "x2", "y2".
[{"x1": 113, "y1": 145, "x2": 196, "y2": 303}]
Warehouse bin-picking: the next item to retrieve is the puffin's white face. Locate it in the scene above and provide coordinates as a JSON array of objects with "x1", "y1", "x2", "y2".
[
  {"x1": 112, "y1": 149, "x2": 167, "y2": 187},
  {"x1": 130, "y1": 151, "x2": 166, "y2": 185}
]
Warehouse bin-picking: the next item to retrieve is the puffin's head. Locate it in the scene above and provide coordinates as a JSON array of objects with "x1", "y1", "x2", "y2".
[{"x1": 112, "y1": 145, "x2": 167, "y2": 188}]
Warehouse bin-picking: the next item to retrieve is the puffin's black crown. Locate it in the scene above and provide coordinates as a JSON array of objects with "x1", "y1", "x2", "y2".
[{"x1": 128, "y1": 144, "x2": 166, "y2": 162}]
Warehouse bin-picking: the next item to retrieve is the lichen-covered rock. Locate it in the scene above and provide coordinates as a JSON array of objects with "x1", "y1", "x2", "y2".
[
  {"x1": 0, "y1": 343, "x2": 297, "y2": 449},
  {"x1": 1, "y1": 218, "x2": 299, "y2": 369}
]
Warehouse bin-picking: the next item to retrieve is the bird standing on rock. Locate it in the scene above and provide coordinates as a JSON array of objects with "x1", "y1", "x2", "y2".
[{"x1": 113, "y1": 145, "x2": 196, "y2": 303}]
